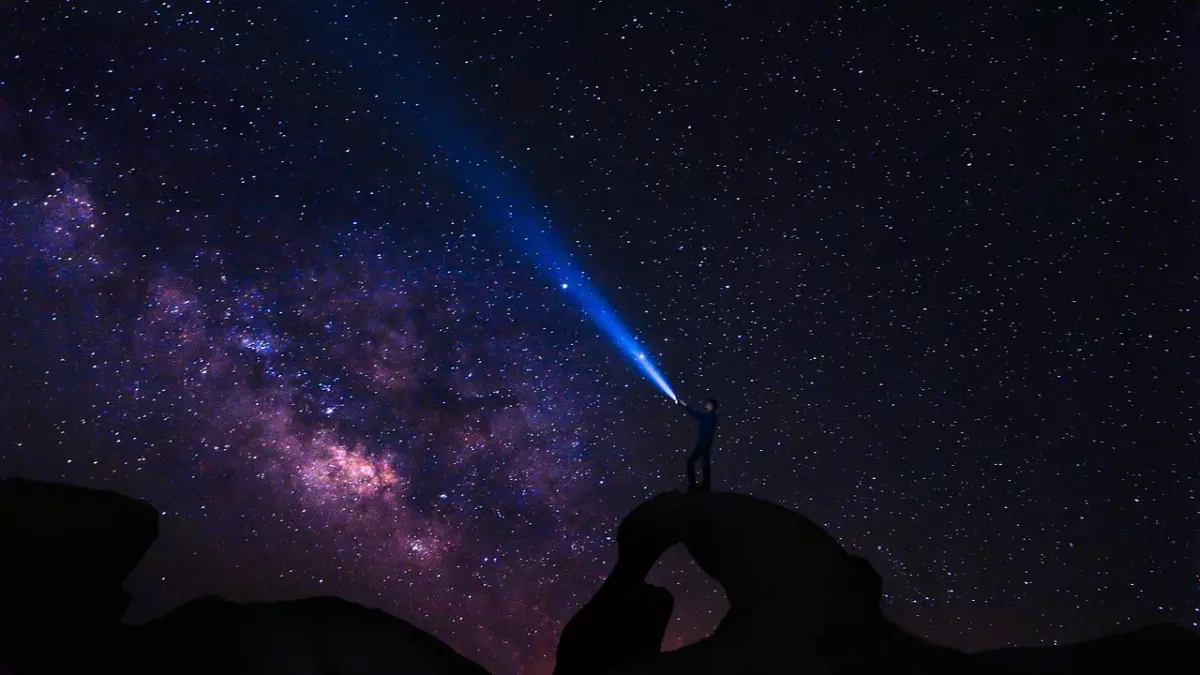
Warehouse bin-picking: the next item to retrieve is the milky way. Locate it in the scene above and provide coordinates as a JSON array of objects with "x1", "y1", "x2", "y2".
[
  {"x1": 0, "y1": 3, "x2": 1193, "y2": 675},
  {"x1": 1, "y1": 168, "x2": 635, "y2": 672}
]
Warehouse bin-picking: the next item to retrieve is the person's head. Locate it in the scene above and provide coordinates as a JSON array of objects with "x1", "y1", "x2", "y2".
[{"x1": 705, "y1": 398, "x2": 719, "y2": 412}]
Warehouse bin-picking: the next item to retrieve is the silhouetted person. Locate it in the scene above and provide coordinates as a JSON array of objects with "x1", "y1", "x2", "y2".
[{"x1": 676, "y1": 398, "x2": 719, "y2": 492}]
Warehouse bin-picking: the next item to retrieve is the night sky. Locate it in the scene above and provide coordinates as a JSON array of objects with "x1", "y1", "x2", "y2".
[{"x1": 0, "y1": 2, "x2": 1193, "y2": 674}]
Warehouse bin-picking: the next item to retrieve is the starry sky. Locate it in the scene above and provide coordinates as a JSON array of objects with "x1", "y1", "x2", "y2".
[{"x1": 0, "y1": 2, "x2": 1193, "y2": 674}]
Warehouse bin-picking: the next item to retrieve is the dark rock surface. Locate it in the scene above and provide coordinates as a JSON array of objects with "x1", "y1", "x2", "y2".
[
  {"x1": 554, "y1": 579, "x2": 673, "y2": 675},
  {"x1": 0, "y1": 477, "x2": 490, "y2": 675},
  {"x1": 127, "y1": 595, "x2": 491, "y2": 675},
  {"x1": 0, "y1": 477, "x2": 159, "y2": 622},
  {"x1": 968, "y1": 622, "x2": 1200, "y2": 675},
  {"x1": 0, "y1": 478, "x2": 159, "y2": 674},
  {"x1": 1, "y1": 477, "x2": 1195, "y2": 675},
  {"x1": 555, "y1": 489, "x2": 1199, "y2": 675}
]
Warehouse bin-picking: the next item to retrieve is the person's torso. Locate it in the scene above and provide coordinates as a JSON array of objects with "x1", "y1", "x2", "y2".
[{"x1": 698, "y1": 412, "x2": 719, "y2": 441}]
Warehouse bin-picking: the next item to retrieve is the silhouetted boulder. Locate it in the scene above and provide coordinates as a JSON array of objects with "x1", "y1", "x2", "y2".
[
  {"x1": 127, "y1": 595, "x2": 491, "y2": 675},
  {"x1": 3, "y1": 476, "x2": 1194, "y2": 675},
  {"x1": 557, "y1": 489, "x2": 1200, "y2": 675},
  {"x1": 0, "y1": 477, "x2": 158, "y2": 620},
  {"x1": 557, "y1": 490, "x2": 966, "y2": 674},
  {"x1": 0, "y1": 478, "x2": 490, "y2": 675},
  {"x1": 0, "y1": 477, "x2": 159, "y2": 673},
  {"x1": 968, "y1": 622, "x2": 1200, "y2": 674},
  {"x1": 554, "y1": 579, "x2": 673, "y2": 675}
]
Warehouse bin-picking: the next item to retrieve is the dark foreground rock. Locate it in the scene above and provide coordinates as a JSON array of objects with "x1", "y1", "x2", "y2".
[
  {"x1": 0, "y1": 478, "x2": 159, "y2": 674},
  {"x1": 555, "y1": 579, "x2": 673, "y2": 675},
  {"x1": 554, "y1": 489, "x2": 1200, "y2": 675},
  {"x1": 2, "y1": 477, "x2": 1195, "y2": 675},
  {"x1": 128, "y1": 595, "x2": 490, "y2": 675},
  {"x1": 968, "y1": 622, "x2": 1200, "y2": 675},
  {"x1": 0, "y1": 477, "x2": 489, "y2": 675},
  {"x1": 0, "y1": 477, "x2": 159, "y2": 622}
]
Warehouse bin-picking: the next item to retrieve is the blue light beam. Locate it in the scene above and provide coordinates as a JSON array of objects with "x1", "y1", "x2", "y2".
[
  {"x1": 295, "y1": 6, "x2": 678, "y2": 401},
  {"x1": 536, "y1": 249, "x2": 678, "y2": 403}
]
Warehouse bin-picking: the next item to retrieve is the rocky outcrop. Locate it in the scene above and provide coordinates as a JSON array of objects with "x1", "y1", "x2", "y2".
[
  {"x1": 0, "y1": 477, "x2": 159, "y2": 622},
  {"x1": 556, "y1": 490, "x2": 961, "y2": 675},
  {"x1": 968, "y1": 622, "x2": 1200, "y2": 674},
  {"x1": 554, "y1": 579, "x2": 673, "y2": 675},
  {"x1": 555, "y1": 490, "x2": 1200, "y2": 675},
  {"x1": 0, "y1": 478, "x2": 489, "y2": 675},
  {"x1": 613, "y1": 491, "x2": 883, "y2": 635},
  {"x1": 127, "y1": 595, "x2": 491, "y2": 675},
  {"x1": 2, "y1": 477, "x2": 1195, "y2": 675},
  {"x1": 0, "y1": 478, "x2": 159, "y2": 674}
]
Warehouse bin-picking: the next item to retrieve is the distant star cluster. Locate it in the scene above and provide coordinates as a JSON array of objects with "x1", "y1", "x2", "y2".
[{"x1": 0, "y1": 2, "x2": 1191, "y2": 675}]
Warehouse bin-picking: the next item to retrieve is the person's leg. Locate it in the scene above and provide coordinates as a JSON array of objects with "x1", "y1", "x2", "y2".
[
  {"x1": 686, "y1": 443, "x2": 702, "y2": 489},
  {"x1": 700, "y1": 443, "x2": 713, "y2": 492}
]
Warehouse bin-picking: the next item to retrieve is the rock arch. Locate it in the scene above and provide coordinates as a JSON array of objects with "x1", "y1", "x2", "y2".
[{"x1": 554, "y1": 490, "x2": 955, "y2": 675}]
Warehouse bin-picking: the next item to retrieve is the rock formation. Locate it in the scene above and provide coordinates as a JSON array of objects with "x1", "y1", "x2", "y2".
[
  {"x1": 554, "y1": 579, "x2": 673, "y2": 675},
  {"x1": 968, "y1": 622, "x2": 1200, "y2": 674},
  {"x1": 1, "y1": 477, "x2": 1196, "y2": 675},
  {"x1": 0, "y1": 478, "x2": 158, "y2": 674},
  {"x1": 0, "y1": 477, "x2": 490, "y2": 675},
  {"x1": 554, "y1": 489, "x2": 1200, "y2": 675},
  {"x1": 126, "y1": 595, "x2": 490, "y2": 675}
]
